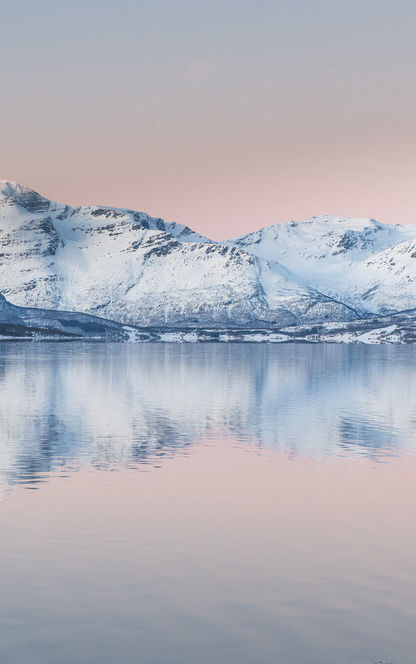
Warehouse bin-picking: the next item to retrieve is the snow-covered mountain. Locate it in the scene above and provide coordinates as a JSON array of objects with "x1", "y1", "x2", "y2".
[
  {"x1": 0, "y1": 180, "x2": 414, "y2": 327},
  {"x1": 1, "y1": 291, "x2": 415, "y2": 343},
  {"x1": 0, "y1": 180, "x2": 357, "y2": 327},
  {"x1": 230, "y1": 215, "x2": 416, "y2": 315}
]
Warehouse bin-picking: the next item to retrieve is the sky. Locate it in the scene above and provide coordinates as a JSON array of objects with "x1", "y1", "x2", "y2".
[{"x1": 1, "y1": 0, "x2": 415, "y2": 239}]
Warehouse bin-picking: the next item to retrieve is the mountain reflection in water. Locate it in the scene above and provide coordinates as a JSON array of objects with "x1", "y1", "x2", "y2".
[{"x1": 0, "y1": 342, "x2": 415, "y2": 494}]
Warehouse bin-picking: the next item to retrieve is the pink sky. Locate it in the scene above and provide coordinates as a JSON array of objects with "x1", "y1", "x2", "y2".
[
  {"x1": 1, "y1": 1, "x2": 415, "y2": 239},
  {"x1": 9, "y1": 130, "x2": 415, "y2": 240}
]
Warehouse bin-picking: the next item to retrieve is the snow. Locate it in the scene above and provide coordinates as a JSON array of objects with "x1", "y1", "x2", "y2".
[
  {"x1": 0, "y1": 180, "x2": 416, "y2": 331},
  {"x1": 229, "y1": 215, "x2": 416, "y2": 315},
  {"x1": 0, "y1": 181, "x2": 357, "y2": 328}
]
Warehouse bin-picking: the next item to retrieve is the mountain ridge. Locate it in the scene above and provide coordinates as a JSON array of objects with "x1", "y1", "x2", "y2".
[{"x1": 0, "y1": 179, "x2": 414, "y2": 328}]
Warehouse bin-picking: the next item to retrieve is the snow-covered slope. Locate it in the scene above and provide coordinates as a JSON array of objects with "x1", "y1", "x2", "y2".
[
  {"x1": 230, "y1": 215, "x2": 416, "y2": 315},
  {"x1": 0, "y1": 181, "x2": 356, "y2": 327},
  {"x1": 1, "y1": 181, "x2": 415, "y2": 327}
]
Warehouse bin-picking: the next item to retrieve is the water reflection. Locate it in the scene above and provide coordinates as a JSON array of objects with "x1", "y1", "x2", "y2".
[{"x1": 0, "y1": 343, "x2": 415, "y2": 494}]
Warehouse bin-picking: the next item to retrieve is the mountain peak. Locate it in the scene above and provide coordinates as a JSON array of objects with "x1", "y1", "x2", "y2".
[
  {"x1": 0, "y1": 179, "x2": 51, "y2": 213},
  {"x1": 0, "y1": 179, "x2": 33, "y2": 195}
]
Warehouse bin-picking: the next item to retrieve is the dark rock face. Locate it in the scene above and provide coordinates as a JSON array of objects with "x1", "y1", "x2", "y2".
[
  {"x1": 9, "y1": 188, "x2": 51, "y2": 214},
  {"x1": 333, "y1": 231, "x2": 359, "y2": 253}
]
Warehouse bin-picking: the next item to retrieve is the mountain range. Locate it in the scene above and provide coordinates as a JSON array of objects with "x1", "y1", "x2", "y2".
[{"x1": 0, "y1": 179, "x2": 415, "y2": 339}]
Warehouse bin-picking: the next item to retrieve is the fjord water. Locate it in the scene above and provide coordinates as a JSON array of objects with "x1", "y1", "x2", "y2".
[{"x1": 0, "y1": 344, "x2": 415, "y2": 664}]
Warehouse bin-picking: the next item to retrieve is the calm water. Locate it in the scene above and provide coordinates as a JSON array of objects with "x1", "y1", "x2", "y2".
[{"x1": 0, "y1": 343, "x2": 415, "y2": 663}]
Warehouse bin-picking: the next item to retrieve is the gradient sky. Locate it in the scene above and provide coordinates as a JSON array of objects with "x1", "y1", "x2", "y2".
[{"x1": 1, "y1": 0, "x2": 415, "y2": 239}]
